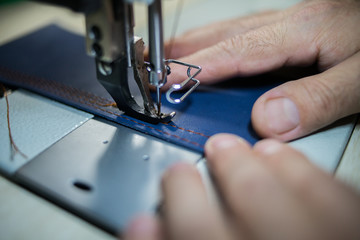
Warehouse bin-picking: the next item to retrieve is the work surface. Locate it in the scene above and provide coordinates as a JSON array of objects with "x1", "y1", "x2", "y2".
[{"x1": 1, "y1": 0, "x2": 360, "y2": 239}]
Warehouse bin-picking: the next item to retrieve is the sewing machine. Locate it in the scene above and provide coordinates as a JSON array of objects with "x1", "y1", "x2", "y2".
[
  {"x1": 0, "y1": 0, "x2": 359, "y2": 239},
  {"x1": 38, "y1": 0, "x2": 201, "y2": 123},
  {"x1": 0, "y1": 0, "x2": 205, "y2": 236}
]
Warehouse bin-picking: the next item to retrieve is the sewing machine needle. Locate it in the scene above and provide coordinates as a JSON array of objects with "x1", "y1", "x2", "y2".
[{"x1": 156, "y1": 85, "x2": 161, "y2": 116}]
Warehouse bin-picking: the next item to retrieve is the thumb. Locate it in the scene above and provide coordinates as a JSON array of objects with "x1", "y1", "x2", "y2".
[{"x1": 251, "y1": 52, "x2": 360, "y2": 141}]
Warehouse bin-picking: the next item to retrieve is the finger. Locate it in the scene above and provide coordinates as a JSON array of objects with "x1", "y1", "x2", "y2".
[
  {"x1": 145, "y1": 10, "x2": 282, "y2": 61},
  {"x1": 165, "y1": 19, "x2": 316, "y2": 89},
  {"x1": 165, "y1": 10, "x2": 283, "y2": 59},
  {"x1": 312, "y1": 1, "x2": 360, "y2": 70},
  {"x1": 253, "y1": 139, "x2": 360, "y2": 200},
  {"x1": 166, "y1": 1, "x2": 360, "y2": 88},
  {"x1": 251, "y1": 51, "x2": 360, "y2": 141},
  {"x1": 204, "y1": 134, "x2": 316, "y2": 240},
  {"x1": 254, "y1": 139, "x2": 360, "y2": 239},
  {"x1": 253, "y1": 139, "x2": 333, "y2": 195},
  {"x1": 161, "y1": 162, "x2": 229, "y2": 240},
  {"x1": 124, "y1": 215, "x2": 162, "y2": 240}
]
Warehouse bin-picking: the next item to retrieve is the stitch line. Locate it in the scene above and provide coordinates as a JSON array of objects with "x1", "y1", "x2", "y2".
[
  {"x1": 65, "y1": 91, "x2": 204, "y2": 148},
  {"x1": 162, "y1": 122, "x2": 211, "y2": 138},
  {"x1": 0, "y1": 66, "x2": 206, "y2": 148},
  {"x1": 0, "y1": 66, "x2": 209, "y2": 139},
  {"x1": 1, "y1": 83, "x2": 28, "y2": 160}
]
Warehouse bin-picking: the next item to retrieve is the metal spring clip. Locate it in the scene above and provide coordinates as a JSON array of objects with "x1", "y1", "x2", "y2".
[{"x1": 165, "y1": 59, "x2": 201, "y2": 104}]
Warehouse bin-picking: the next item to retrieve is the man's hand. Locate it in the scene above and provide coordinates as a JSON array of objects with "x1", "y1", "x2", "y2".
[
  {"x1": 165, "y1": 0, "x2": 360, "y2": 141},
  {"x1": 125, "y1": 134, "x2": 360, "y2": 240}
]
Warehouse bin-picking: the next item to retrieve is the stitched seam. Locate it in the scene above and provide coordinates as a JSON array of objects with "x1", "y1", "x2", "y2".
[
  {"x1": 162, "y1": 122, "x2": 211, "y2": 138},
  {"x1": 0, "y1": 66, "x2": 207, "y2": 147},
  {"x1": 73, "y1": 92, "x2": 205, "y2": 148},
  {"x1": 82, "y1": 98, "x2": 204, "y2": 147},
  {"x1": 0, "y1": 66, "x2": 209, "y2": 138}
]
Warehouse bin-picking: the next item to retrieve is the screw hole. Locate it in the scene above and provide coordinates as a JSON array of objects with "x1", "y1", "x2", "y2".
[{"x1": 72, "y1": 180, "x2": 93, "y2": 192}]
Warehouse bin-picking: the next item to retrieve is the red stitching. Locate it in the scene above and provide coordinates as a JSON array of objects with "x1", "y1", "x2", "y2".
[
  {"x1": 0, "y1": 66, "x2": 207, "y2": 148},
  {"x1": 74, "y1": 97, "x2": 204, "y2": 147},
  {"x1": 162, "y1": 122, "x2": 211, "y2": 138}
]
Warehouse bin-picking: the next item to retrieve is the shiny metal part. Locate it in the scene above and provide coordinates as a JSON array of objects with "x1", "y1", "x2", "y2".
[
  {"x1": 156, "y1": 86, "x2": 161, "y2": 115},
  {"x1": 148, "y1": 0, "x2": 166, "y2": 87},
  {"x1": 83, "y1": 0, "x2": 200, "y2": 123},
  {"x1": 165, "y1": 59, "x2": 201, "y2": 104},
  {"x1": 84, "y1": 0, "x2": 175, "y2": 123},
  {"x1": 15, "y1": 117, "x2": 202, "y2": 234},
  {"x1": 96, "y1": 37, "x2": 175, "y2": 123},
  {"x1": 85, "y1": 0, "x2": 126, "y2": 63},
  {"x1": 148, "y1": 0, "x2": 167, "y2": 116},
  {"x1": 97, "y1": 61, "x2": 112, "y2": 76}
]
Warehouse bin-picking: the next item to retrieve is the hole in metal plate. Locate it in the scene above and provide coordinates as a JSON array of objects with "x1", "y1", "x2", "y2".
[{"x1": 72, "y1": 179, "x2": 93, "y2": 192}]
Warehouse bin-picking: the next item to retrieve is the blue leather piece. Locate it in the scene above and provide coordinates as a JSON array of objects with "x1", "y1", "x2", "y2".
[{"x1": 0, "y1": 25, "x2": 281, "y2": 152}]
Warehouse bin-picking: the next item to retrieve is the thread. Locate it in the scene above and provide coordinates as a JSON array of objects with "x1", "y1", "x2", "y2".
[
  {"x1": 98, "y1": 102, "x2": 117, "y2": 108},
  {"x1": 0, "y1": 66, "x2": 208, "y2": 149},
  {"x1": 1, "y1": 84, "x2": 28, "y2": 160},
  {"x1": 166, "y1": 0, "x2": 184, "y2": 58}
]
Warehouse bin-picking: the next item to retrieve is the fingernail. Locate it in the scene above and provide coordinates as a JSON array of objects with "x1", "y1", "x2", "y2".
[
  {"x1": 126, "y1": 215, "x2": 157, "y2": 237},
  {"x1": 264, "y1": 98, "x2": 300, "y2": 134},
  {"x1": 205, "y1": 134, "x2": 248, "y2": 155},
  {"x1": 254, "y1": 139, "x2": 283, "y2": 156}
]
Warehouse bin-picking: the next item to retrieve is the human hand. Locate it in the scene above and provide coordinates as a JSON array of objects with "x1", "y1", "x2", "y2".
[
  {"x1": 124, "y1": 134, "x2": 360, "y2": 240},
  {"x1": 165, "y1": 0, "x2": 360, "y2": 141}
]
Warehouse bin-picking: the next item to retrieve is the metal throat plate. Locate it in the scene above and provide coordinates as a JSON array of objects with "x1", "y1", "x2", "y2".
[{"x1": 14, "y1": 117, "x2": 202, "y2": 235}]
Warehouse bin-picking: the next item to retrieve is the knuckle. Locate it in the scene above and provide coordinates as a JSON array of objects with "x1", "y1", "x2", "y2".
[
  {"x1": 208, "y1": 36, "x2": 244, "y2": 77},
  {"x1": 243, "y1": 23, "x2": 287, "y2": 54},
  {"x1": 295, "y1": 78, "x2": 339, "y2": 122},
  {"x1": 241, "y1": 23, "x2": 287, "y2": 72},
  {"x1": 213, "y1": 22, "x2": 287, "y2": 75},
  {"x1": 291, "y1": 1, "x2": 343, "y2": 23},
  {"x1": 215, "y1": 35, "x2": 243, "y2": 58}
]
